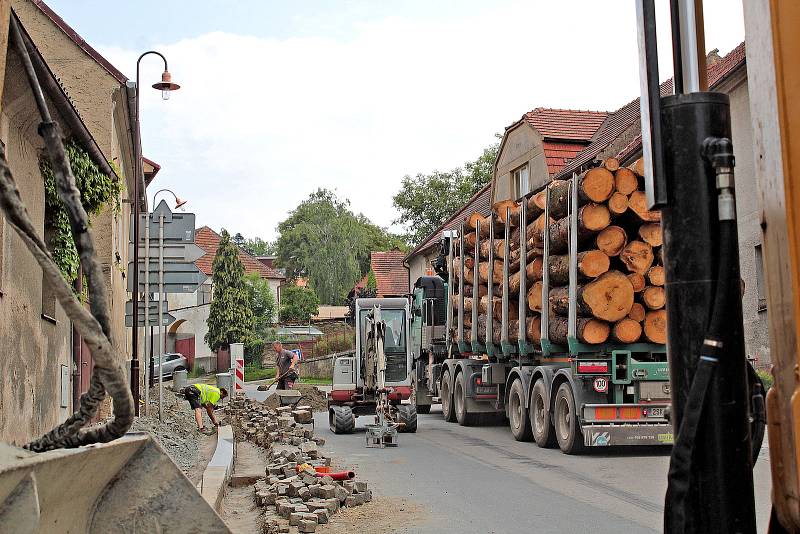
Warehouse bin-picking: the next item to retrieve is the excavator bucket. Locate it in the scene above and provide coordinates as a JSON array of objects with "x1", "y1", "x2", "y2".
[{"x1": 0, "y1": 432, "x2": 230, "y2": 534}]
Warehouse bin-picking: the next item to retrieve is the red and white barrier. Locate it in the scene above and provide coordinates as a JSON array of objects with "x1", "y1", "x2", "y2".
[{"x1": 230, "y1": 342, "x2": 245, "y2": 394}]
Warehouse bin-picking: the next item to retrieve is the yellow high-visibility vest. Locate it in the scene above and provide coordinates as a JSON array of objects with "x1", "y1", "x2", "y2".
[{"x1": 195, "y1": 384, "x2": 221, "y2": 406}]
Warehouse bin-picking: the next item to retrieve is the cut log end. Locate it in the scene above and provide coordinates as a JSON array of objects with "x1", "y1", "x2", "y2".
[
  {"x1": 602, "y1": 157, "x2": 620, "y2": 172},
  {"x1": 580, "y1": 203, "x2": 612, "y2": 232},
  {"x1": 614, "y1": 167, "x2": 638, "y2": 196},
  {"x1": 581, "y1": 270, "x2": 635, "y2": 322},
  {"x1": 627, "y1": 272, "x2": 646, "y2": 292},
  {"x1": 527, "y1": 281, "x2": 544, "y2": 312},
  {"x1": 596, "y1": 225, "x2": 627, "y2": 257},
  {"x1": 629, "y1": 191, "x2": 661, "y2": 222},
  {"x1": 638, "y1": 223, "x2": 663, "y2": 247},
  {"x1": 630, "y1": 157, "x2": 645, "y2": 178},
  {"x1": 580, "y1": 318, "x2": 611, "y2": 344},
  {"x1": 613, "y1": 318, "x2": 643, "y2": 343},
  {"x1": 581, "y1": 168, "x2": 615, "y2": 203},
  {"x1": 647, "y1": 265, "x2": 665, "y2": 286},
  {"x1": 642, "y1": 286, "x2": 666, "y2": 310},
  {"x1": 620, "y1": 240, "x2": 655, "y2": 275},
  {"x1": 579, "y1": 250, "x2": 611, "y2": 278},
  {"x1": 643, "y1": 310, "x2": 667, "y2": 344},
  {"x1": 608, "y1": 192, "x2": 629, "y2": 216},
  {"x1": 628, "y1": 302, "x2": 646, "y2": 322}
]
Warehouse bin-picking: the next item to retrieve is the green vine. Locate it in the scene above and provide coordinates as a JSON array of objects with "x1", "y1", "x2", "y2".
[{"x1": 39, "y1": 139, "x2": 122, "y2": 283}]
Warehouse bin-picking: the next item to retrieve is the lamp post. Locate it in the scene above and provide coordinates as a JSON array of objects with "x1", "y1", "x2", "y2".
[{"x1": 131, "y1": 51, "x2": 180, "y2": 416}]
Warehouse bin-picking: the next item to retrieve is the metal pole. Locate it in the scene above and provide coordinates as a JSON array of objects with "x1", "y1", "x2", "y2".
[
  {"x1": 131, "y1": 75, "x2": 141, "y2": 415},
  {"x1": 144, "y1": 216, "x2": 150, "y2": 415},
  {"x1": 158, "y1": 212, "x2": 164, "y2": 421}
]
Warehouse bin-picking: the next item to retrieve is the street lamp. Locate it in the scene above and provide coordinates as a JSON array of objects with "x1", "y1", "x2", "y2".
[
  {"x1": 152, "y1": 188, "x2": 187, "y2": 209},
  {"x1": 131, "y1": 51, "x2": 180, "y2": 415}
]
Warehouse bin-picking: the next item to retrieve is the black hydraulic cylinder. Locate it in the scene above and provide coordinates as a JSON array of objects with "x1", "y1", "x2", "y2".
[{"x1": 660, "y1": 92, "x2": 755, "y2": 533}]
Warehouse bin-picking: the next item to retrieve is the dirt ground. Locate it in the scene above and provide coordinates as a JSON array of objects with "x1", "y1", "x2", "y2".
[
  {"x1": 318, "y1": 497, "x2": 425, "y2": 533},
  {"x1": 261, "y1": 383, "x2": 329, "y2": 412},
  {"x1": 221, "y1": 441, "x2": 268, "y2": 533}
]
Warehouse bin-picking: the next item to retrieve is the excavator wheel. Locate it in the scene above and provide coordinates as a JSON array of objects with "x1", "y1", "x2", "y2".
[
  {"x1": 397, "y1": 404, "x2": 418, "y2": 433},
  {"x1": 329, "y1": 405, "x2": 355, "y2": 434}
]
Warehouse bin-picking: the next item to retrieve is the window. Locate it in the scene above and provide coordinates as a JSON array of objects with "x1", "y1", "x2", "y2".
[
  {"x1": 511, "y1": 164, "x2": 529, "y2": 199},
  {"x1": 755, "y1": 245, "x2": 767, "y2": 311}
]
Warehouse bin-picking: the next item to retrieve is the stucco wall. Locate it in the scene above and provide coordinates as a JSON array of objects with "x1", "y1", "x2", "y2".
[
  {"x1": 0, "y1": 51, "x2": 73, "y2": 444},
  {"x1": 493, "y1": 124, "x2": 549, "y2": 204}
]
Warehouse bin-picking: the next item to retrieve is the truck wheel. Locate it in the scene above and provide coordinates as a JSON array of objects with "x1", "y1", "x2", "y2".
[
  {"x1": 412, "y1": 373, "x2": 431, "y2": 414},
  {"x1": 554, "y1": 382, "x2": 585, "y2": 454},
  {"x1": 531, "y1": 379, "x2": 556, "y2": 448},
  {"x1": 454, "y1": 372, "x2": 475, "y2": 426},
  {"x1": 508, "y1": 379, "x2": 533, "y2": 441},
  {"x1": 329, "y1": 406, "x2": 355, "y2": 434},
  {"x1": 397, "y1": 404, "x2": 417, "y2": 433},
  {"x1": 441, "y1": 369, "x2": 456, "y2": 422}
]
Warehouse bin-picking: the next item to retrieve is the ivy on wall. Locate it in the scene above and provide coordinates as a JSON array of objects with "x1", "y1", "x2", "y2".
[{"x1": 39, "y1": 139, "x2": 122, "y2": 283}]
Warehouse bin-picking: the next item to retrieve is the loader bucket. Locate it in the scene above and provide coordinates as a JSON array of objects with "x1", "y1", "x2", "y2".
[{"x1": 0, "y1": 432, "x2": 231, "y2": 534}]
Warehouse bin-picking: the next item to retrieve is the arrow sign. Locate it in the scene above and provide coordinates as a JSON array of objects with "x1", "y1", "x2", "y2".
[
  {"x1": 125, "y1": 312, "x2": 176, "y2": 328},
  {"x1": 125, "y1": 299, "x2": 169, "y2": 316},
  {"x1": 131, "y1": 243, "x2": 206, "y2": 263},
  {"x1": 127, "y1": 262, "x2": 208, "y2": 293},
  {"x1": 130, "y1": 201, "x2": 196, "y2": 243}
]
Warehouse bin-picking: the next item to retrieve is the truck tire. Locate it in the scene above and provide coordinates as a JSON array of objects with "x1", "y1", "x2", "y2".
[
  {"x1": 412, "y1": 373, "x2": 431, "y2": 414},
  {"x1": 454, "y1": 372, "x2": 476, "y2": 426},
  {"x1": 554, "y1": 382, "x2": 585, "y2": 454},
  {"x1": 329, "y1": 406, "x2": 355, "y2": 434},
  {"x1": 531, "y1": 379, "x2": 556, "y2": 448},
  {"x1": 441, "y1": 369, "x2": 456, "y2": 422},
  {"x1": 508, "y1": 379, "x2": 533, "y2": 441},
  {"x1": 397, "y1": 404, "x2": 417, "y2": 433}
]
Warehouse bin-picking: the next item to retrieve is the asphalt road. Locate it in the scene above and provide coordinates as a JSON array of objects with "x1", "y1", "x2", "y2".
[{"x1": 313, "y1": 406, "x2": 774, "y2": 534}]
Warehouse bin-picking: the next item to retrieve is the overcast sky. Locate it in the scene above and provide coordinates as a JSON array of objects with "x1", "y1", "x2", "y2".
[{"x1": 46, "y1": 1, "x2": 745, "y2": 241}]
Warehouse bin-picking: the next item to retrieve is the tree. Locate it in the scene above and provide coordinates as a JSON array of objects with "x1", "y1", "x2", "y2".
[
  {"x1": 241, "y1": 236, "x2": 276, "y2": 257},
  {"x1": 275, "y1": 189, "x2": 401, "y2": 305},
  {"x1": 232, "y1": 232, "x2": 245, "y2": 248},
  {"x1": 245, "y1": 272, "x2": 277, "y2": 336},
  {"x1": 280, "y1": 285, "x2": 320, "y2": 323},
  {"x1": 205, "y1": 230, "x2": 254, "y2": 354},
  {"x1": 366, "y1": 269, "x2": 378, "y2": 291},
  {"x1": 393, "y1": 140, "x2": 499, "y2": 246}
]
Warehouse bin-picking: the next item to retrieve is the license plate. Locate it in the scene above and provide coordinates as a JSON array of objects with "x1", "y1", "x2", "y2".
[
  {"x1": 648, "y1": 407, "x2": 665, "y2": 418},
  {"x1": 475, "y1": 386, "x2": 495, "y2": 395}
]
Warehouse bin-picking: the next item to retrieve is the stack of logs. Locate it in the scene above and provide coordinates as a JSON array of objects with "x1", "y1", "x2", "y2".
[{"x1": 452, "y1": 157, "x2": 667, "y2": 347}]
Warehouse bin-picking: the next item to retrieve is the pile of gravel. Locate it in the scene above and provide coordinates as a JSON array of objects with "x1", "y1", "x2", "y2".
[
  {"x1": 262, "y1": 384, "x2": 329, "y2": 412},
  {"x1": 129, "y1": 388, "x2": 200, "y2": 473}
]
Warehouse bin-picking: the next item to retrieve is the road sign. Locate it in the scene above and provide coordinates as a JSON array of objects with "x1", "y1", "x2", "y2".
[
  {"x1": 125, "y1": 312, "x2": 176, "y2": 328},
  {"x1": 130, "y1": 200, "x2": 196, "y2": 243},
  {"x1": 131, "y1": 242, "x2": 206, "y2": 263},
  {"x1": 125, "y1": 299, "x2": 169, "y2": 316},
  {"x1": 127, "y1": 262, "x2": 208, "y2": 293}
]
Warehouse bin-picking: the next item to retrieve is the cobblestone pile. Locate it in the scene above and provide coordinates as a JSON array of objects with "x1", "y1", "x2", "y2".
[{"x1": 228, "y1": 397, "x2": 370, "y2": 533}]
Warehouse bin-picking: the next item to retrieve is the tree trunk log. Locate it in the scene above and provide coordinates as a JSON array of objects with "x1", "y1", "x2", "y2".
[
  {"x1": 549, "y1": 203, "x2": 611, "y2": 254},
  {"x1": 620, "y1": 240, "x2": 654, "y2": 274},
  {"x1": 628, "y1": 191, "x2": 661, "y2": 222},
  {"x1": 494, "y1": 199, "x2": 519, "y2": 226},
  {"x1": 526, "y1": 315, "x2": 542, "y2": 344},
  {"x1": 549, "y1": 270, "x2": 634, "y2": 321},
  {"x1": 549, "y1": 316, "x2": 610, "y2": 345},
  {"x1": 453, "y1": 256, "x2": 475, "y2": 277},
  {"x1": 603, "y1": 157, "x2": 620, "y2": 172},
  {"x1": 643, "y1": 309, "x2": 667, "y2": 344},
  {"x1": 479, "y1": 261, "x2": 504, "y2": 285},
  {"x1": 638, "y1": 222, "x2": 663, "y2": 247},
  {"x1": 547, "y1": 179, "x2": 571, "y2": 220},
  {"x1": 614, "y1": 167, "x2": 639, "y2": 195},
  {"x1": 548, "y1": 250, "x2": 610, "y2": 286},
  {"x1": 647, "y1": 265, "x2": 665, "y2": 286},
  {"x1": 527, "y1": 281, "x2": 544, "y2": 312},
  {"x1": 628, "y1": 302, "x2": 645, "y2": 322},
  {"x1": 608, "y1": 192, "x2": 629, "y2": 216},
  {"x1": 579, "y1": 168, "x2": 615, "y2": 203},
  {"x1": 642, "y1": 286, "x2": 666, "y2": 310},
  {"x1": 612, "y1": 318, "x2": 642, "y2": 343},
  {"x1": 595, "y1": 225, "x2": 627, "y2": 257},
  {"x1": 627, "y1": 272, "x2": 646, "y2": 292},
  {"x1": 630, "y1": 157, "x2": 645, "y2": 177},
  {"x1": 462, "y1": 284, "x2": 489, "y2": 298}
]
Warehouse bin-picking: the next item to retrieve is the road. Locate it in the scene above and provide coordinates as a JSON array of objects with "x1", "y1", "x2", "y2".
[{"x1": 313, "y1": 406, "x2": 774, "y2": 534}]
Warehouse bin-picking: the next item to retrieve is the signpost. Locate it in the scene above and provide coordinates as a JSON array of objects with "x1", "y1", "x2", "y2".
[{"x1": 129, "y1": 200, "x2": 205, "y2": 420}]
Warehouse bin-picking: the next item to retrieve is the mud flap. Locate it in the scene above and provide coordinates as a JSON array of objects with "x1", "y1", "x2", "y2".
[{"x1": 0, "y1": 433, "x2": 230, "y2": 534}]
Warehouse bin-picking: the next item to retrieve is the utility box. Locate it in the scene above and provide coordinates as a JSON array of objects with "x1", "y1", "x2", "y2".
[
  {"x1": 173, "y1": 369, "x2": 188, "y2": 391},
  {"x1": 216, "y1": 373, "x2": 233, "y2": 396}
]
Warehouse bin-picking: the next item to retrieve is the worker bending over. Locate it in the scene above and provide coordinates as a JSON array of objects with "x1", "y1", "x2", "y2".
[
  {"x1": 183, "y1": 383, "x2": 228, "y2": 432},
  {"x1": 273, "y1": 341, "x2": 299, "y2": 389}
]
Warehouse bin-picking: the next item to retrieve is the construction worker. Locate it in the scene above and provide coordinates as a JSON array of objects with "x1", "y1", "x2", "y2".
[
  {"x1": 183, "y1": 383, "x2": 228, "y2": 432},
  {"x1": 273, "y1": 341, "x2": 299, "y2": 389}
]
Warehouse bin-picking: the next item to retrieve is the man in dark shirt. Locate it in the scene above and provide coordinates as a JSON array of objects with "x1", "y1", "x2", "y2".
[{"x1": 273, "y1": 341, "x2": 299, "y2": 389}]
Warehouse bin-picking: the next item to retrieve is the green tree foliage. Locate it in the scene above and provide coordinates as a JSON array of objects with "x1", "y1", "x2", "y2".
[
  {"x1": 241, "y1": 237, "x2": 277, "y2": 257},
  {"x1": 275, "y1": 189, "x2": 404, "y2": 305},
  {"x1": 244, "y1": 272, "x2": 277, "y2": 338},
  {"x1": 366, "y1": 270, "x2": 378, "y2": 291},
  {"x1": 279, "y1": 285, "x2": 320, "y2": 323},
  {"x1": 393, "y1": 140, "x2": 499, "y2": 246},
  {"x1": 205, "y1": 230, "x2": 254, "y2": 353}
]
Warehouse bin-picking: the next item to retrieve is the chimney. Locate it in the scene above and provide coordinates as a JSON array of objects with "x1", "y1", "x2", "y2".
[{"x1": 706, "y1": 48, "x2": 721, "y2": 66}]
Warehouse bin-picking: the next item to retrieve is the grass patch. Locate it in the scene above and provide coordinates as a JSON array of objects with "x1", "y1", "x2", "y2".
[
  {"x1": 187, "y1": 365, "x2": 206, "y2": 379},
  {"x1": 756, "y1": 369, "x2": 773, "y2": 393},
  {"x1": 298, "y1": 376, "x2": 332, "y2": 385},
  {"x1": 245, "y1": 365, "x2": 276, "y2": 382}
]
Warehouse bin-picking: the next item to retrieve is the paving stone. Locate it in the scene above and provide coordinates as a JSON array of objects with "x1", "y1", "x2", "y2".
[
  {"x1": 335, "y1": 485, "x2": 349, "y2": 503},
  {"x1": 298, "y1": 519, "x2": 317, "y2": 533},
  {"x1": 354, "y1": 481, "x2": 368, "y2": 493},
  {"x1": 289, "y1": 512, "x2": 304, "y2": 526},
  {"x1": 298, "y1": 487, "x2": 311, "y2": 501},
  {"x1": 314, "y1": 509, "x2": 330, "y2": 524}
]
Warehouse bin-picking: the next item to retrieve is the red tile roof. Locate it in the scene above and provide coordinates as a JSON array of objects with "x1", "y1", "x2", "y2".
[
  {"x1": 555, "y1": 42, "x2": 747, "y2": 179},
  {"x1": 523, "y1": 108, "x2": 609, "y2": 141},
  {"x1": 543, "y1": 141, "x2": 590, "y2": 175},
  {"x1": 194, "y1": 226, "x2": 285, "y2": 280},
  {"x1": 355, "y1": 249, "x2": 409, "y2": 297}
]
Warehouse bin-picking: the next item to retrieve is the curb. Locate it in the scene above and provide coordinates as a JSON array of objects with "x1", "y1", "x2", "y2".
[{"x1": 198, "y1": 425, "x2": 235, "y2": 512}]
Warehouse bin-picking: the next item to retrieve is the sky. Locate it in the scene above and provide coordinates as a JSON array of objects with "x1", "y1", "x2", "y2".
[{"x1": 46, "y1": 1, "x2": 745, "y2": 242}]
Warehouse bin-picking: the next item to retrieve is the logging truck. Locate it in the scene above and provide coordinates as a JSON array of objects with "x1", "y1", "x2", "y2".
[{"x1": 409, "y1": 158, "x2": 674, "y2": 453}]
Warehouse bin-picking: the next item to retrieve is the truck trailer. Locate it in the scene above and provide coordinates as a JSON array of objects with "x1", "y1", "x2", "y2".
[{"x1": 409, "y1": 166, "x2": 674, "y2": 453}]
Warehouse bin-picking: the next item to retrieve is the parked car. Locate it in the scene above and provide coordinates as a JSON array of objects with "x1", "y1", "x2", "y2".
[{"x1": 154, "y1": 353, "x2": 188, "y2": 380}]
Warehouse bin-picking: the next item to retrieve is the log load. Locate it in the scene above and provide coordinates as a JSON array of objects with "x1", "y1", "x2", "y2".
[
  {"x1": 579, "y1": 168, "x2": 615, "y2": 203},
  {"x1": 608, "y1": 192, "x2": 629, "y2": 216},
  {"x1": 614, "y1": 167, "x2": 639, "y2": 195},
  {"x1": 612, "y1": 318, "x2": 642, "y2": 343},
  {"x1": 479, "y1": 296, "x2": 520, "y2": 322},
  {"x1": 548, "y1": 250, "x2": 610, "y2": 286},
  {"x1": 628, "y1": 302, "x2": 646, "y2": 322},
  {"x1": 547, "y1": 179, "x2": 571, "y2": 220},
  {"x1": 638, "y1": 223, "x2": 663, "y2": 247},
  {"x1": 628, "y1": 191, "x2": 661, "y2": 222},
  {"x1": 643, "y1": 310, "x2": 667, "y2": 344},
  {"x1": 629, "y1": 157, "x2": 645, "y2": 178},
  {"x1": 627, "y1": 272, "x2": 646, "y2": 292},
  {"x1": 549, "y1": 316, "x2": 610, "y2": 345},
  {"x1": 452, "y1": 256, "x2": 475, "y2": 276},
  {"x1": 620, "y1": 240, "x2": 654, "y2": 274},
  {"x1": 527, "y1": 281, "x2": 544, "y2": 312},
  {"x1": 603, "y1": 157, "x2": 620, "y2": 172},
  {"x1": 641, "y1": 286, "x2": 666, "y2": 310},
  {"x1": 494, "y1": 199, "x2": 519, "y2": 226},
  {"x1": 548, "y1": 270, "x2": 634, "y2": 321},
  {"x1": 549, "y1": 204, "x2": 611, "y2": 253},
  {"x1": 479, "y1": 261, "x2": 504, "y2": 285},
  {"x1": 596, "y1": 225, "x2": 627, "y2": 257},
  {"x1": 647, "y1": 265, "x2": 665, "y2": 286},
  {"x1": 526, "y1": 315, "x2": 542, "y2": 344},
  {"x1": 465, "y1": 212, "x2": 490, "y2": 238}
]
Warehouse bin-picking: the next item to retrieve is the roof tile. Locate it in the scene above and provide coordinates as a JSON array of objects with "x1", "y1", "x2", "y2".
[
  {"x1": 194, "y1": 227, "x2": 285, "y2": 279},
  {"x1": 355, "y1": 249, "x2": 408, "y2": 297}
]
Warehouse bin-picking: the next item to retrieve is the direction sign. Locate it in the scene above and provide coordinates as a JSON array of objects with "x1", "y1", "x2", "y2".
[
  {"x1": 125, "y1": 299, "x2": 169, "y2": 316},
  {"x1": 130, "y1": 243, "x2": 206, "y2": 263},
  {"x1": 127, "y1": 262, "x2": 208, "y2": 292},
  {"x1": 125, "y1": 312, "x2": 176, "y2": 328},
  {"x1": 131, "y1": 200, "x2": 196, "y2": 243}
]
